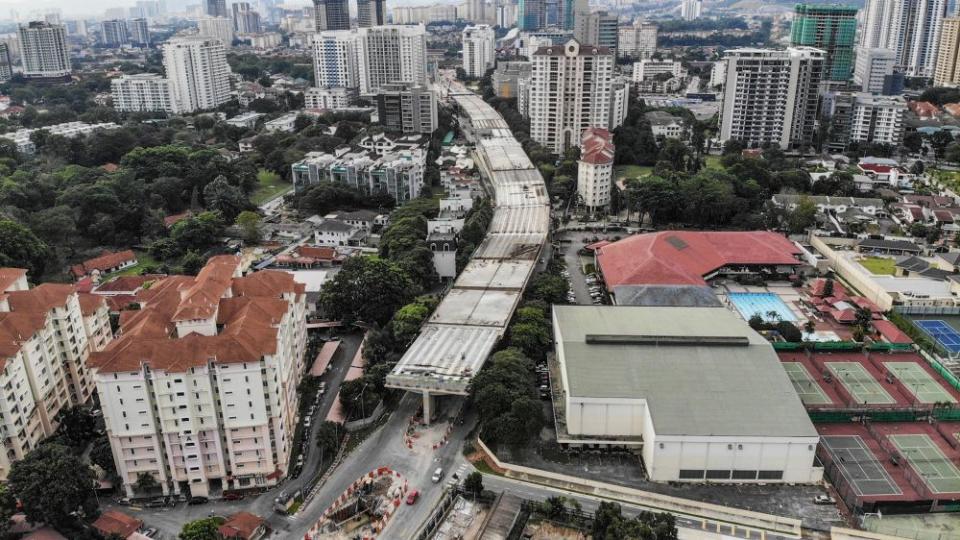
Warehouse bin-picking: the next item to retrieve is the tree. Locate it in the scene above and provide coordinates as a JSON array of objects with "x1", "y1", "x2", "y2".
[
  {"x1": 318, "y1": 256, "x2": 416, "y2": 325},
  {"x1": 53, "y1": 406, "x2": 97, "y2": 448},
  {"x1": 179, "y1": 517, "x2": 225, "y2": 540},
  {"x1": 181, "y1": 251, "x2": 207, "y2": 275},
  {"x1": 135, "y1": 471, "x2": 159, "y2": 493},
  {"x1": 527, "y1": 273, "x2": 569, "y2": 304},
  {"x1": 235, "y1": 210, "x2": 261, "y2": 244},
  {"x1": 464, "y1": 471, "x2": 483, "y2": 498},
  {"x1": 0, "y1": 220, "x2": 49, "y2": 277},
  {"x1": 90, "y1": 436, "x2": 117, "y2": 475},
  {"x1": 203, "y1": 176, "x2": 246, "y2": 222},
  {"x1": 316, "y1": 421, "x2": 341, "y2": 461},
  {"x1": 786, "y1": 195, "x2": 818, "y2": 234},
  {"x1": 903, "y1": 132, "x2": 924, "y2": 154},
  {"x1": 8, "y1": 444, "x2": 95, "y2": 529},
  {"x1": 391, "y1": 298, "x2": 435, "y2": 344}
]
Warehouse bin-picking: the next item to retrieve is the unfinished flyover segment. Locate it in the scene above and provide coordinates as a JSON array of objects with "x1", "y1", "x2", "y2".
[{"x1": 384, "y1": 92, "x2": 550, "y2": 421}]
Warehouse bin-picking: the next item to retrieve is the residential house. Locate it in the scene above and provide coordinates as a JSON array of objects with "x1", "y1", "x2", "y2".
[{"x1": 70, "y1": 250, "x2": 138, "y2": 280}]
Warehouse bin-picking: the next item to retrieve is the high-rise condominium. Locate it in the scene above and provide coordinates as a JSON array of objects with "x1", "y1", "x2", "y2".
[
  {"x1": 462, "y1": 24, "x2": 496, "y2": 78},
  {"x1": 719, "y1": 47, "x2": 824, "y2": 150},
  {"x1": 232, "y1": 3, "x2": 262, "y2": 33},
  {"x1": 358, "y1": 0, "x2": 387, "y2": 27},
  {"x1": 310, "y1": 25, "x2": 429, "y2": 95},
  {"x1": 129, "y1": 18, "x2": 150, "y2": 46},
  {"x1": 529, "y1": 39, "x2": 615, "y2": 153},
  {"x1": 519, "y1": 0, "x2": 545, "y2": 30},
  {"x1": 197, "y1": 17, "x2": 234, "y2": 46},
  {"x1": 206, "y1": 0, "x2": 227, "y2": 18},
  {"x1": 860, "y1": 0, "x2": 949, "y2": 77},
  {"x1": 618, "y1": 20, "x2": 657, "y2": 59},
  {"x1": 111, "y1": 73, "x2": 175, "y2": 113},
  {"x1": 580, "y1": 11, "x2": 618, "y2": 56},
  {"x1": 162, "y1": 36, "x2": 232, "y2": 113},
  {"x1": 17, "y1": 21, "x2": 71, "y2": 80},
  {"x1": 854, "y1": 47, "x2": 896, "y2": 93},
  {"x1": 790, "y1": 4, "x2": 857, "y2": 84},
  {"x1": 935, "y1": 17, "x2": 960, "y2": 87},
  {"x1": 0, "y1": 44, "x2": 11, "y2": 82},
  {"x1": 101, "y1": 19, "x2": 128, "y2": 47},
  {"x1": 681, "y1": 0, "x2": 702, "y2": 20},
  {"x1": 313, "y1": 0, "x2": 350, "y2": 31}
]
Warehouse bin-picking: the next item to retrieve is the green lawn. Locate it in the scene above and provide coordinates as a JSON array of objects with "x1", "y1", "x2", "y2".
[
  {"x1": 859, "y1": 256, "x2": 897, "y2": 275},
  {"x1": 704, "y1": 155, "x2": 722, "y2": 169},
  {"x1": 251, "y1": 169, "x2": 292, "y2": 205},
  {"x1": 103, "y1": 251, "x2": 159, "y2": 279},
  {"x1": 614, "y1": 165, "x2": 653, "y2": 181}
]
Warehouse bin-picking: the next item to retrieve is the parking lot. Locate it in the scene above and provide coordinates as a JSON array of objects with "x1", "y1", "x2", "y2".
[{"x1": 556, "y1": 229, "x2": 621, "y2": 305}]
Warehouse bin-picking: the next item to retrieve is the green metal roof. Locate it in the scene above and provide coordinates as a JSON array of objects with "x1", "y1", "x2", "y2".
[{"x1": 553, "y1": 306, "x2": 818, "y2": 438}]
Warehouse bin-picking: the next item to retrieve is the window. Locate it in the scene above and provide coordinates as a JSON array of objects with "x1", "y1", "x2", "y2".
[
  {"x1": 732, "y1": 470, "x2": 757, "y2": 480},
  {"x1": 678, "y1": 470, "x2": 704, "y2": 480},
  {"x1": 706, "y1": 470, "x2": 731, "y2": 480},
  {"x1": 758, "y1": 470, "x2": 784, "y2": 480}
]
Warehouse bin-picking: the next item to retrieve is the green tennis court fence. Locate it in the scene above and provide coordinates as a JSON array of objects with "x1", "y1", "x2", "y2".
[
  {"x1": 815, "y1": 341, "x2": 862, "y2": 351},
  {"x1": 867, "y1": 343, "x2": 914, "y2": 352},
  {"x1": 772, "y1": 342, "x2": 801, "y2": 350}
]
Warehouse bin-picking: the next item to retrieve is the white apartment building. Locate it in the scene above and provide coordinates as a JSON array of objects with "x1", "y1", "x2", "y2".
[
  {"x1": 129, "y1": 18, "x2": 149, "y2": 46},
  {"x1": 462, "y1": 24, "x2": 496, "y2": 78},
  {"x1": 609, "y1": 79, "x2": 629, "y2": 130},
  {"x1": 849, "y1": 93, "x2": 907, "y2": 146},
  {"x1": 163, "y1": 36, "x2": 232, "y2": 113},
  {"x1": 313, "y1": 30, "x2": 359, "y2": 88},
  {"x1": 0, "y1": 269, "x2": 113, "y2": 481},
  {"x1": 89, "y1": 256, "x2": 307, "y2": 498},
  {"x1": 617, "y1": 20, "x2": 657, "y2": 59},
  {"x1": 111, "y1": 74, "x2": 175, "y2": 113},
  {"x1": 578, "y1": 128, "x2": 614, "y2": 213},
  {"x1": 860, "y1": 0, "x2": 949, "y2": 77},
  {"x1": 305, "y1": 86, "x2": 357, "y2": 110},
  {"x1": 854, "y1": 47, "x2": 896, "y2": 93},
  {"x1": 709, "y1": 60, "x2": 726, "y2": 88},
  {"x1": 17, "y1": 21, "x2": 71, "y2": 80},
  {"x1": 529, "y1": 39, "x2": 615, "y2": 153},
  {"x1": 248, "y1": 33, "x2": 281, "y2": 49},
  {"x1": 632, "y1": 59, "x2": 685, "y2": 82},
  {"x1": 681, "y1": 0, "x2": 703, "y2": 20},
  {"x1": 1, "y1": 121, "x2": 120, "y2": 154},
  {"x1": 292, "y1": 148, "x2": 426, "y2": 204},
  {"x1": 197, "y1": 16, "x2": 234, "y2": 46},
  {"x1": 355, "y1": 25, "x2": 428, "y2": 95},
  {"x1": 101, "y1": 19, "x2": 128, "y2": 47},
  {"x1": 719, "y1": 47, "x2": 824, "y2": 150},
  {"x1": 391, "y1": 4, "x2": 457, "y2": 24}
]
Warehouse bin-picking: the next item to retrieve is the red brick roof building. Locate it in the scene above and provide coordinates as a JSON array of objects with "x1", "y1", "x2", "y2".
[
  {"x1": 70, "y1": 250, "x2": 138, "y2": 279},
  {"x1": 93, "y1": 510, "x2": 142, "y2": 539},
  {"x1": 218, "y1": 511, "x2": 267, "y2": 540}
]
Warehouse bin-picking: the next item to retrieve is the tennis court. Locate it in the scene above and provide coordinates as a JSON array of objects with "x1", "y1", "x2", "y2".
[
  {"x1": 782, "y1": 362, "x2": 832, "y2": 405},
  {"x1": 915, "y1": 320, "x2": 960, "y2": 354},
  {"x1": 822, "y1": 436, "x2": 902, "y2": 496},
  {"x1": 884, "y1": 362, "x2": 956, "y2": 404},
  {"x1": 826, "y1": 362, "x2": 896, "y2": 405},
  {"x1": 889, "y1": 434, "x2": 960, "y2": 494}
]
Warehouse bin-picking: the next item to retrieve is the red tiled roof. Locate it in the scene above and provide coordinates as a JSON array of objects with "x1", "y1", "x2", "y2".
[
  {"x1": 0, "y1": 268, "x2": 27, "y2": 292},
  {"x1": 6, "y1": 283, "x2": 74, "y2": 314},
  {"x1": 859, "y1": 163, "x2": 893, "y2": 174},
  {"x1": 596, "y1": 231, "x2": 802, "y2": 287},
  {"x1": 580, "y1": 128, "x2": 615, "y2": 165},
  {"x1": 873, "y1": 320, "x2": 913, "y2": 344},
  {"x1": 218, "y1": 511, "x2": 265, "y2": 540},
  {"x1": 95, "y1": 275, "x2": 162, "y2": 294},
  {"x1": 296, "y1": 246, "x2": 336, "y2": 260},
  {"x1": 163, "y1": 211, "x2": 192, "y2": 228},
  {"x1": 93, "y1": 510, "x2": 142, "y2": 539},
  {"x1": 77, "y1": 293, "x2": 107, "y2": 316},
  {"x1": 70, "y1": 250, "x2": 137, "y2": 278}
]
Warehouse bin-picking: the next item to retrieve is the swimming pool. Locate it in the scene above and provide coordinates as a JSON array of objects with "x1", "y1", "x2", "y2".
[{"x1": 728, "y1": 292, "x2": 797, "y2": 322}]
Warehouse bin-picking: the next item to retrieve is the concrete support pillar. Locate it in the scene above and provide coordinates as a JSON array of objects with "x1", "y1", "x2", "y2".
[{"x1": 423, "y1": 391, "x2": 435, "y2": 426}]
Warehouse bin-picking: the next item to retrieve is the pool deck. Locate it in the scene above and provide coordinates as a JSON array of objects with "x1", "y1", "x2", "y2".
[{"x1": 717, "y1": 282, "x2": 855, "y2": 341}]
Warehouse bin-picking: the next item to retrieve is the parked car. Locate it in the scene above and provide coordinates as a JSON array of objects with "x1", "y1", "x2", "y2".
[
  {"x1": 187, "y1": 496, "x2": 209, "y2": 506},
  {"x1": 142, "y1": 527, "x2": 158, "y2": 538},
  {"x1": 223, "y1": 492, "x2": 244, "y2": 501},
  {"x1": 814, "y1": 495, "x2": 836, "y2": 505},
  {"x1": 406, "y1": 490, "x2": 420, "y2": 504},
  {"x1": 431, "y1": 468, "x2": 444, "y2": 483}
]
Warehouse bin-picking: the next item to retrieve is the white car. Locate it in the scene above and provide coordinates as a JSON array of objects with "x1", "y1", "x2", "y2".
[{"x1": 431, "y1": 467, "x2": 444, "y2": 483}]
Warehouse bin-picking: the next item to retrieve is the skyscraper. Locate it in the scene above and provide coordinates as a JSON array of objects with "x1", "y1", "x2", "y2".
[
  {"x1": 162, "y1": 36, "x2": 232, "y2": 113},
  {"x1": 129, "y1": 18, "x2": 150, "y2": 46},
  {"x1": 0, "y1": 43, "x2": 12, "y2": 82},
  {"x1": 681, "y1": 0, "x2": 702, "y2": 20},
  {"x1": 462, "y1": 24, "x2": 496, "y2": 78},
  {"x1": 358, "y1": 0, "x2": 387, "y2": 27},
  {"x1": 860, "y1": 0, "x2": 949, "y2": 77},
  {"x1": 101, "y1": 19, "x2": 128, "y2": 47},
  {"x1": 936, "y1": 17, "x2": 960, "y2": 86},
  {"x1": 519, "y1": 0, "x2": 546, "y2": 30},
  {"x1": 355, "y1": 25, "x2": 429, "y2": 94},
  {"x1": 232, "y1": 2, "x2": 262, "y2": 33},
  {"x1": 854, "y1": 47, "x2": 896, "y2": 93},
  {"x1": 312, "y1": 0, "x2": 350, "y2": 31},
  {"x1": 197, "y1": 17, "x2": 234, "y2": 46},
  {"x1": 17, "y1": 21, "x2": 71, "y2": 80},
  {"x1": 582, "y1": 11, "x2": 618, "y2": 55},
  {"x1": 617, "y1": 20, "x2": 657, "y2": 59},
  {"x1": 529, "y1": 39, "x2": 615, "y2": 153},
  {"x1": 790, "y1": 4, "x2": 858, "y2": 84},
  {"x1": 313, "y1": 30, "x2": 360, "y2": 88},
  {"x1": 719, "y1": 47, "x2": 824, "y2": 150},
  {"x1": 206, "y1": 0, "x2": 227, "y2": 18}
]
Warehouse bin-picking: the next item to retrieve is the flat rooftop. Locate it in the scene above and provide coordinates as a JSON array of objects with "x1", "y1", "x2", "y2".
[{"x1": 554, "y1": 305, "x2": 817, "y2": 438}]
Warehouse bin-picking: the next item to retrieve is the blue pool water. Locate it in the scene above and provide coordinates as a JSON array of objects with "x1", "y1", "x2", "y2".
[{"x1": 728, "y1": 292, "x2": 797, "y2": 322}]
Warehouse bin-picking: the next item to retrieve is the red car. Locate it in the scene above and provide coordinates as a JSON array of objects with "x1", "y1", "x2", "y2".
[{"x1": 405, "y1": 490, "x2": 419, "y2": 505}]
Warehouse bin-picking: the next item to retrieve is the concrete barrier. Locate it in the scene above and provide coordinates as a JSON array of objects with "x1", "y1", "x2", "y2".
[{"x1": 475, "y1": 437, "x2": 803, "y2": 538}]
